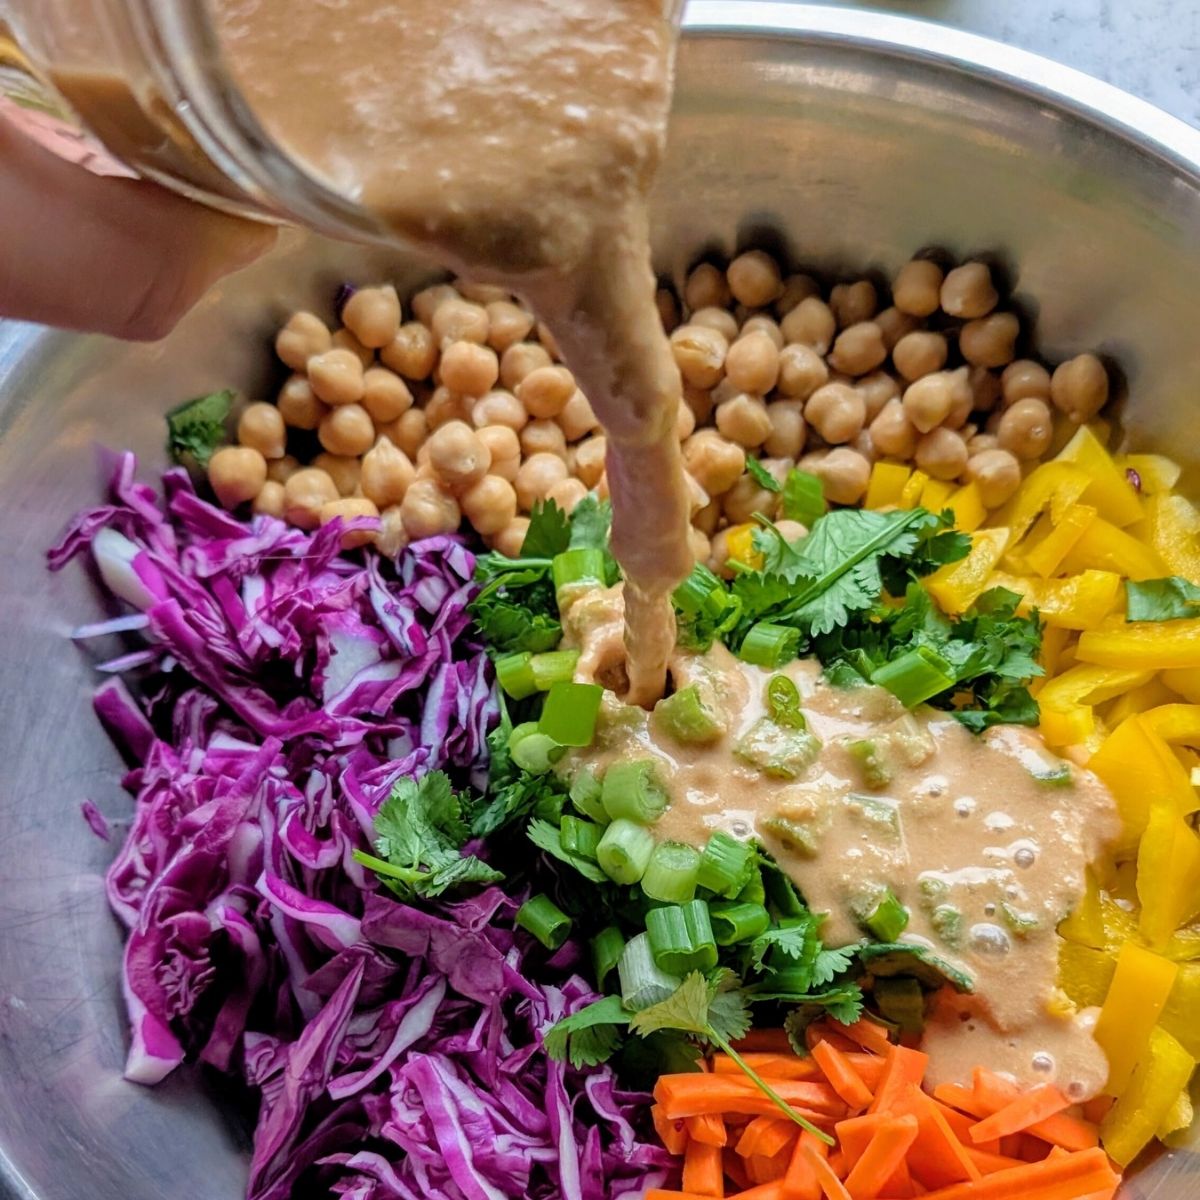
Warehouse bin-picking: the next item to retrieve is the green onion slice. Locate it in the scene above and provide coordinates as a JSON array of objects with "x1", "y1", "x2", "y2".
[
  {"x1": 740, "y1": 621, "x2": 801, "y2": 669},
  {"x1": 595, "y1": 818, "x2": 656, "y2": 885},
  {"x1": 641, "y1": 841, "x2": 702, "y2": 904},
  {"x1": 601, "y1": 759, "x2": 669, "y2": 825},
  {"x1": 516, "y1": 894, "x2": 572, "y2": 950},
  {"x1": 538, "y1": 680, "x2": 603, "y2": 747}
]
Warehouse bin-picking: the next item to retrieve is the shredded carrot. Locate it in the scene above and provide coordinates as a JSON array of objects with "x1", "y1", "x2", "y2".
[
  {"x1": 805, "y1": 1141, "x2": 854, "y2": 1200},
  {"x1": 654, "y1": 1104, "x2": 690, "y2": 1155},
  {"x1": 868, "y1": 1045, "x2": 929, "y2": 1115},
  {"x1": 812, "y1": 1040, "x2": 875, "y2": 1111},
  {"x1": 782, "y1": 1130, "x2": 827, "y2": 1200},
  {"x1": 654, "y1": 1074, "x2": 844, "y2": 1120},
  {"x1": 935, "y1": 1078, "x2": 1098, "y2": 1153},
  {"x1": 683, "y1": 1139, "x2": 726, "y2": 1197},
  {"x1": 833, "y1": 1019, "x2": 895, "y2": 1057},
  {"x1": 688, "y1": 1114, "x2": 729, "y2": 1148},
  {"x1": 917, "y1": 1147, "x2": 1119, "y2": 1200},
  {"x1": 843, "y1": 1114, "x2": 919, "y2": 1199},
  {"x1": 896, "y1": 1085, "x2": 980, "y2": 1189}
]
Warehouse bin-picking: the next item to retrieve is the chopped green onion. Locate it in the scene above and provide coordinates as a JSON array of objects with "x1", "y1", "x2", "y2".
[
  {"x1": 739, "y1": 621, "x2": 800, "y2": 668},
  {"x1": 495, "y1": 651, "x2": 538, "y2": 700},
  {"x1": 531, "y1": 650, "x2": 580, "y2": 691},
  {"x1": 765, "y1": 674, "x2": 806, "y2": 729},
  {"x1": 553, "y1": 547, "x2": 607, "y2": 594},
  {"x1": 931, "y1": 904, "x2": 964, "y2": 949},
  {"x1": 762, "y1": 816, "x2": 821, "y2": 859},
  {"x1": 601, "y1": 759, "x2": 669, "y2": 824},
  {"x1": 516, "y1": 894, "x2": 572, "y2": 950},
  {"x1": 846, "y1": 738, "x2": 893, "y2": 788},
  {"x1": 560, "y1": 815, "x2": 603, "y2": 861},
  {"x1": 641, "y1": 841, "x2": 702, "y2": 904},
  {"x1": 618, "y1": 932, "x2": 681, "y2": 1011},
  {"x1": 863, "y1": 889, "x2": 909, "y2": 942},
  {"x1": 596, "y1": 818, "x2": 656, "y2": 885},
  {"x1": 646, "y1": 900, "x2": 718, "y2": 973},
  {"x1": 591, "y1": 925, "x2": 625, "y2": 990},
  {"x1": 653, "y1": 685, "x2": 722, "y2": 745},
  {"x1": 873, "y1": 977, "x2": 926, "y2": 1034},
  {"x1": 673, "y1": 563, "x2": 729, "y2": 619},
  {"x1": 738, "y1": 865, "x2": 767, "y2": 906},
  {"x1": 710, "y1": 901, "x2": 771, "y2": 946},
  {"x1": 826, "y1": 661, "x2": 868, "y2": 690},
  {"x1": 569, "y1": 767, "x2": 609, "y2": 825},
  {"x1": 696, "y1": 831, "x2": 755, "y2": 899},
  {"x1": 1000, "y1": 902, "x2": 1040, "y2": 936},
  {"x1": 538, "y1": 680, "x2": 603, "y2": 747},
  {"x1": 870, "y1": 647, "x2": 956, "y2": 708},
  {"x1": 734, "y1": 719, "x2": 822, "y2": 779},
  {"x1": 782, "y1": 468, "x2": 825, "y2": 527},
  {"x1": 508, "y1": 722, "x2": 563, "y2": 773}
]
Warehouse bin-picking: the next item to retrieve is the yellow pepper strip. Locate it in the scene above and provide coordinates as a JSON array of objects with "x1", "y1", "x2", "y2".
[
  {"x1": 1102, "y1": 678, "x2": 1175, "y2": 726},
  {"x1": 1163, "y1": 667, "x2": 1200, "y2": 703},
  {"x1": 1058, "y1": 515, "x2": 1167, "y2": 581},
  {"x1": 991, "y1": 461, "x2": 1091, "y2": 545},
  {"x1": 1100, "y1": 1025, "x2": 1194, "y2": 1166},
  {"x1": 898, "y1": 468, "x2": 929, "y2": 510},
  {"x1": 1055, "y1": 423, "x2": 1145, "y2": 527},
  {"x1": 945, "y1": 481, "x2": 986, "y2": 532},
  {"x1": 1164, "y1": 929, "x2": 1200, "y2": 961},
  {"x1": 990, "y1": 569, "x2": 1121, "y2": 631},
  {"x1": 1140, "y1": 703, "x2": 1200, "y2": 748},
  {"x1": 1117, "y1": 452, "x2": 1182, "y2": 495},
  {"x1": 925, "y1": 527, "x2": 1008, "y2": 614},
  {"x1": 723, "y1": 523, "x2": 762, "y2": 570},
  {"x1": 1160, "y1": 963, "x2": 1200, "y2": 1058},
  {"x1": 1094, "y1": 941, "x2": 1179, "y2": 1094},
  {"x1": 864, "y1": 461, "x2": 911, "y2": 510},
  {"x1": 1140, "y1": 491, "x2": 1200, "y2": 586},
  {"x1": 1038, "y1": 704, "x2": 1094, "y2": 748},
  {"x1": 1057, "y1": 940, "x2": 1116, "y2": 1009},
  {"x1": 1058, "y1": 868, "x2": 1105, "y2": 949},
  {"x1": 1137, "y1": 802, "x2": 1200, "y2": 947},
  {"x1": 1157, "y1": 1087, "x2": 1194, "y2": 1142},
  {"x1": 1036, "y1": 625, "x2": 1074, "y2": 680},
  {"x1": 1038, "y1": 663, "x2": 1153, "y2": 711},
  {"x1": 1078, "y1": 616, "x2": 1200, "y2": 669},
  {"x1": 919, "y1": 477, "x2": 956, "y2": 513},
  {"x1": 1022, "y1": 505, "x2": 1098, "y2": 578}
]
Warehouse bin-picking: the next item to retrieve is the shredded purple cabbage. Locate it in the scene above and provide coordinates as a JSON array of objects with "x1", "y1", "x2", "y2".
[{"x1": 49, "y1": 454, "x2": 671, "y2": 1200}]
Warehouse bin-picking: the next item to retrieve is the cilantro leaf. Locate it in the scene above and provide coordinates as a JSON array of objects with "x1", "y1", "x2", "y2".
[
  {"x1": 521, "y1": 499, "x2": 572, "y2": 558},
  {"x1": 809, "y1": 946, "x2": 857, "y2": 988},
  {"x1": 749, "y1": 917, "x2": 818, "y2": 972},
  {"x1": 746, "y1": 455, "x2": 783, "y2": 493},
  {"x1": 1126, "y1": 576, "x2": 1200, "y2": 622},
  {"x1": 469, "y1": 556, "x2": 562, "y2": 654},
  {"x1": 569, "y1": 495, "x2": 614, "y2": 553},
  {"x1": 706, "y1": 968, "x2": 753, "y2": 1043},
  {"x1": 167, "y1": 389, "x2": 233, "y2": 467},
  {"x1": 781, "y1": 469, "x2": 826, "y2": 526},
  {"x1": 542, "y1": 995, "x2": 629, "y2": 1068},
  {"x1": 630, "y1": 971, "x2": 712, "y2": 1038},
  {"x1": 527, "y1": 818, "x2": 609, "y2": 883}
]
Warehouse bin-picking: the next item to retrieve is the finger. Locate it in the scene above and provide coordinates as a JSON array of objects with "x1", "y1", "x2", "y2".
[{"x1": 0, "y1": 117, "x2": 277, "y2": 340}]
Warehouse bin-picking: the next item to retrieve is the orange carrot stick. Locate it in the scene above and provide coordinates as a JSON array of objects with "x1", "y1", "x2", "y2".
[
  {"x1": 683, "y1": 1139, "x2": 726, "y2": 1197},
  {"x1": 935, "y1": 1079, "x2": 1098, "y2": 1153},
  {"x1": 868, "y1": 1046, "x2": 929, "y2": 1115},
  {"x1": 688, "y1": 1114, "x2": 729, "y2": 1147},
  {"x1": 645, "y1": 1192, "x2": 721, "y2": 1200},
  {"x1": 965, "y1": 1148, "x2": 1027, "y2": 1174},
  {"x1": 725, "y1": 1149, "x2": 751, "y2": 1192},
  {"x1": 807, "y1": 1023, "x2": 863, "y2": 1056},
  {"x1": 917, "y1": 1147, "x2": 1119, "y2": 1200},
  {"x1": 738, "y1": 1117, "x2": 799, "y2": 1161},
  {"x1": 805, "y1": 1142, "x2": 854, "y2": 1200},
  {"x1": 654, "y1": 1074, "x2": 845, "y2": 1120},
  {"x1": 782, "y1": 1130, "x2": 827, "y2": 1200},
  {"x1": 732, "y1": 1185, "x2": 787, "y2": 1200},
  {"x1": 843, "y1": 1115, "x2": 919, "y2": 1200},
  {"x1": 897, "y1": 1085, "x2": 980, "y2": 1190},
  {"x1": 812, "y1": 1040, "x2": 875, "y2": 1111},
  {"x1": 713, "y1": 1054, "x2": 823, "y2": 1080},
  {"x1": 654, "y1": 1104, "x2": 690, "y2": 1155},
  {"x1": 834, "y1": 1019, "x2": 895, "y2": 1057},
  {"x1": 734, "y1": 1030, "x2": 801, "y2": 1054}
]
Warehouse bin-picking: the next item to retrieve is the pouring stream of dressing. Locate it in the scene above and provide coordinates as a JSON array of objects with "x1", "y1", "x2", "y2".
[{"x1": 208, "y1": 0, "x2": 691, "y2": 704}]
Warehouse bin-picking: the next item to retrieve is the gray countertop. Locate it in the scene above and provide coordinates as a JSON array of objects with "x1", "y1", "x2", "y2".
[{"x1": 819, "y1": 0, "x2": 1200, "y2": 125}]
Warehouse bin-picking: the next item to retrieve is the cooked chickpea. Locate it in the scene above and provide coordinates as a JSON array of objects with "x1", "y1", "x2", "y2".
[
  {"x1": 283, "y1": 467, "x2": 339, "y2": 529},
  {"x1": 869, "y1": 398, "x2": 919, "y2": 459},
  {"x1": 675, "y1": 400, "x2": 696, "y2": 441},
  {"x1": 688, "y1": 528, "x2": 711, "y2": 565},
  {"x1": 726, "y1": 250, "x2": 783, "y2": 308},
  {"x1": 460, "y1": 474, "x2": 519, "y2": 534},
  {"x1": 915, "y1": 427, "x2": 969, "y2": 480},
  {"x1": 690, "y1": 306, "x2": 739, "y2": 341},
  {"x1": 312, "y1": 452, "x2": 362, "y2": 497},
  {"x1": 683, "y1": 430, "x2": 746, "y2": 496},
  {"x1": 360, "y1": 438, "x2": 416, "y2": 509},
  {"x1": 805, "y1": 382, "x2": 866, "y2": 445},
  {"x1": 944, "y1": 367, "x2": 975, "y2": 430},
  {"x1": 236, "y1": 401, "x2": 287, "y2": 460},
  {"x1": 940, "y1": 261, "x2": 998, "y2": 319},
  {"x1": 208, "y1": 445, "x2": 267, "y2": 509},
  {"x1": 724, "y1": 331, "x2": 780, "y2": 394},
  {"x1": 1000, "y1": 359, "x2": 1050, "y2": 408},
  {"x1": 515, "y1": 452, "x2": 569, "y2": 511},
  {"x1": 375, "y1": 505, "x2": 409, "y2": 558},
  {"x1": 476, "y1": 425, "x2": 522, "y2": 482},
  {"x1": 684, "y1": 471, "x2": 710, "y2": 517},
  {"x1": 852, "y1": 429, "x2": 877, "y2": 465},
  {"x1": 776, "y1": 343, "x2": 828, "y2": 400},
  {"x1": 575, "y1": 436, "x2": 608, "y2": 488},
  {"x1": 437, "y1": 341, "x2": 498, "y2": 397},
  {"x1": 775, "y1": 519, "x2": 807, "y2": 542},
  {"x1": 830, "y1": 280, "x2": 878, "y2": 328},
  {"x1": 318, "y1": 403, "x2": 374, "y2": 457},
  {"x1": 964, "y1": 448, "x2": 1022, "y2": 507},
  {"x1": 854, "y1": 371, "x2": 901, "y2": 422},
  {"x1": 828, "y1": 321, "x2": 887, "y2": 376},
  {"x1": 516, "y1": 365, "x2": 576, "y2": 419},
  {"x1": 707, "y1": 527, "x2": 738, "y2": 580},
  {"x1": 683, "y1": 386, "x2": 714, "y2": 427},
  {"x1": 499, "y1": 341, "x2": 553, "y2": 390},
  {"x1": 780, "y1": 297, "x2": 836, "y2": 355},
  {"x1": 1050, "y1": 353, "x2": 1109, "y2": 423},
  {"x1": 341, "y1": 285, "x2": 401, "y2": 349},
  {"x1": 308, "y1": 349, "x2": 365, "y2": 406},
  {"x1": 492, "y1": 517, "x2": 531, "y2": 559},
  {"x1": 400, "y1": 478, "x2": 461, "y2": 539},
  {"x1": 275, "y1": 311, "x2": 332, "y2": 370},
  {"x1": 902, "y1": 371, "x2": 956, "y2": 433},
  {"x1": 776, "y1": 274, "x2": 819, "y2": 316},
  {"x1": 693, "y1": 497, "x2": 721, "y2": 537},
  {"x1": 874, "y1": 306, "x2": 919, "y2": 351},
  {"x1": 684, "y1": 262, "x2": 731, "y2": 311},
  {"x1": 655, "y1": 288, "x2": 680, "y2": 333},
  {"x1": 383, "y1": 407, "x2": 428, "y2": 459},
  {"x1": 319, "y1": 497, "x2": 380, "y2": 548},
  {"x1": 252, "y1": 479, "x2": 286, "y2": 519},
  {"x1": 960, "y1": 312, "x2": 1020, "y2": 368},
  {"x1": 670, "y1": 324, "x2": 729, "y2": 389},
  {"x1": 723, "y1": 470, "x2": 780, "y2": 524},
  {"x1": 764, "y1": 399, "x2": 807, "y2": 459},
  {"x1": 968, "y1": 366, "x2": 1003, "y2": 413},
  {"x1": 432, "y1": 298, "x2": 489, "y2": 347},
  {"x1": 276, "y1": 375, "x2": 327, "y2": 431},
  {"x1": 425, "y1": 386, "x2": 475, "y2": 429},
  {"x1": 410, "y1": 283, "x2": 460, "y2": 326},
  {"x1": 381, "y1": 322, "x2": 437, "y2": 380},
  {"x1": 893, "y1": 331, "x2": 948, "y2": 382},
  {"x1": 997, "y1": 397, "x2": 1054, "y2": 460},
  {"x1": 739, "y1": 317, "x2": 783, "y2": 350},
  {"x1": 458, "y1": 281, "x2": 510, "y2": 305},
  {"x1": 812, "y1": 447, "x2": 871, "y2": 505},
  {"x1": 715, "y1": 394, "x2": 773, "y2": 448},
  {"x1": 360, "y1": 367, "x2": 413, "y2": 424},
  {"x1": 892, "y1": 259, "x2": 944, "y2": 317},
  {"x1": 520, "y1": 418, "x2": 568, "y2": 460},
  {"x1": 546, "y1": 477, "x2": 589, "y2": 516},
  {"x1": 472, "y1": 390, "x2": 528, "y2": 432},
  {"x1": 555, "y1": 389, "x2": 597, "y2": 442},
  {"x1": 266, "y1": 454, "x2": 301, "y2": 484},
  {"x1": 426, "y1": 420, "x2": 491, "y2": 491},
  {"x1": 331, "y1": 328, "x2": 375, "y2": 369},
  {"x1": 485, "y1": 301, "x2": 535, "y2": 353}
]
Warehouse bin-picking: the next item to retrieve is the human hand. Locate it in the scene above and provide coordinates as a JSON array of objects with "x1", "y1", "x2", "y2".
[{"x1": 0, "y1": 111, "x2": 276, "y2": 340}]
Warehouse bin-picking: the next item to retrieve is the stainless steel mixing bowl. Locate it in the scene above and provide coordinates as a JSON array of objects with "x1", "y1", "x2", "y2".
[{"x1": 1, "y1": 4, "x2": 1197, "y2": 1197}]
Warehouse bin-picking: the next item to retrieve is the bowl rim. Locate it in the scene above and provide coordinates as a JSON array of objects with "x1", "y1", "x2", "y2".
[{"x1": 682, "y1": 1, "x2": 1200, "y2": 182}]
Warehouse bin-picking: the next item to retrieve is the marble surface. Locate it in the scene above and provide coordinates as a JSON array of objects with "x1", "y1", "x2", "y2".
[{"x1": 819, "y1": 0, "x2": 1200, "y2": 125}]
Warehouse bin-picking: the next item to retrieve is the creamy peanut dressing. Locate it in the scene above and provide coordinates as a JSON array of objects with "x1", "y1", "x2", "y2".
[
  {"x1": 207, "y1": 0, "x2": 690, "y2": 703},
  {"x1": 562, "y1": 584, "x2": 1120, "y2": 1097}
]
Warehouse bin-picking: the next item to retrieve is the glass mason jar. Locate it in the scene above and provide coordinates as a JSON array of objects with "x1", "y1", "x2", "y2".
[{"x1": 0, "y1": 0, "x2": 389, "y2": 241}]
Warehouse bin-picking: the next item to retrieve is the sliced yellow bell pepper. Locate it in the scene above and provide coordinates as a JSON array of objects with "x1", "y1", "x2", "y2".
[
  {"x1": 1140, "y1": 491, "x2": 1200, "y2": 586},
  {"x1": 1078, "y1": 616, "x2": 1200, "y2": 669},
  {"x1": 1163, "y1": 667, "x2": 1200, "y2": 704},
  {"x1": 1036, "y1": 625, "x2": 1074, "y2": 679},
  {"x1": 1038, "y1": 663, "x2": 1154, "y2": 711},
  {"x1": 990, "y1": 569, "x2": 1121, "y2": 631},
  {"x1": 1160, "y1": 962, "x2": 1200, "y2": 1058},
  {"x1": 1117, "y1": 452, "x2": 1182, "y2": 495},
  {"x1": 1039, "y1": 704, "x2": 1094, "y2": 748},
  {"x1": 1055, "y1": 423, "x2": 1145, "y2": 527},
  {"x1": 724, "y1": 523, "x2": 762, "y2": 570},
  {"x1": 1058, "y1": 939, "x2": 1116, "y2": 1009},
  {"x1": 1058, "y1": 868, "x2": 1105, "y2": 949},
  {"x1": 898, "y1": 468, "x2": 929, "y2": 510},
  {"x1": 1140, "y1": 703, "x2": 1200, "y2": 749},
  {"x1": 1138, "y1": 802, "x2": 1200, "y2": 947},
  {"x1": 1058, "y1": 515, "x2": 1167, "y2": 581},
  {"x1": 919, "y1": 477, "x2": 956, "y2": 513},
  {"x1": 1157, "y1": 1087, "x2": 1194, "y2": 1142},
  {"x1": 1094, "y1": 940, "x2": 1179, "y2": 1094},
  {"x1": 864, "y1": 461, "x2": 911, "y2": 510},
  {"x1": 991, "y1": 461, "x2": 1091, "y2": 545},
  {"x1": 925, "y1": 527, "x2": 1008, "y2": 614},
  {"x1": 1100, "y1": 1025, "x2": 1194, "y2": 1166},
  {"x1": 945, "y1": 481, "x2": 986, "y2": 532},
  {"x1": 1021, "y1": 505, "x2": 1098, "y2": 578},
  {"x1": 1102, "y1": 678, "x2": 1176, "y2": 726}
]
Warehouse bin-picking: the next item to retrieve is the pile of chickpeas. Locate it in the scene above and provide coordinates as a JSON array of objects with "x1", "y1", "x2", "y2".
[{"x1": 205, "y1": 250, "x2": 1110, "y2": 574}]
